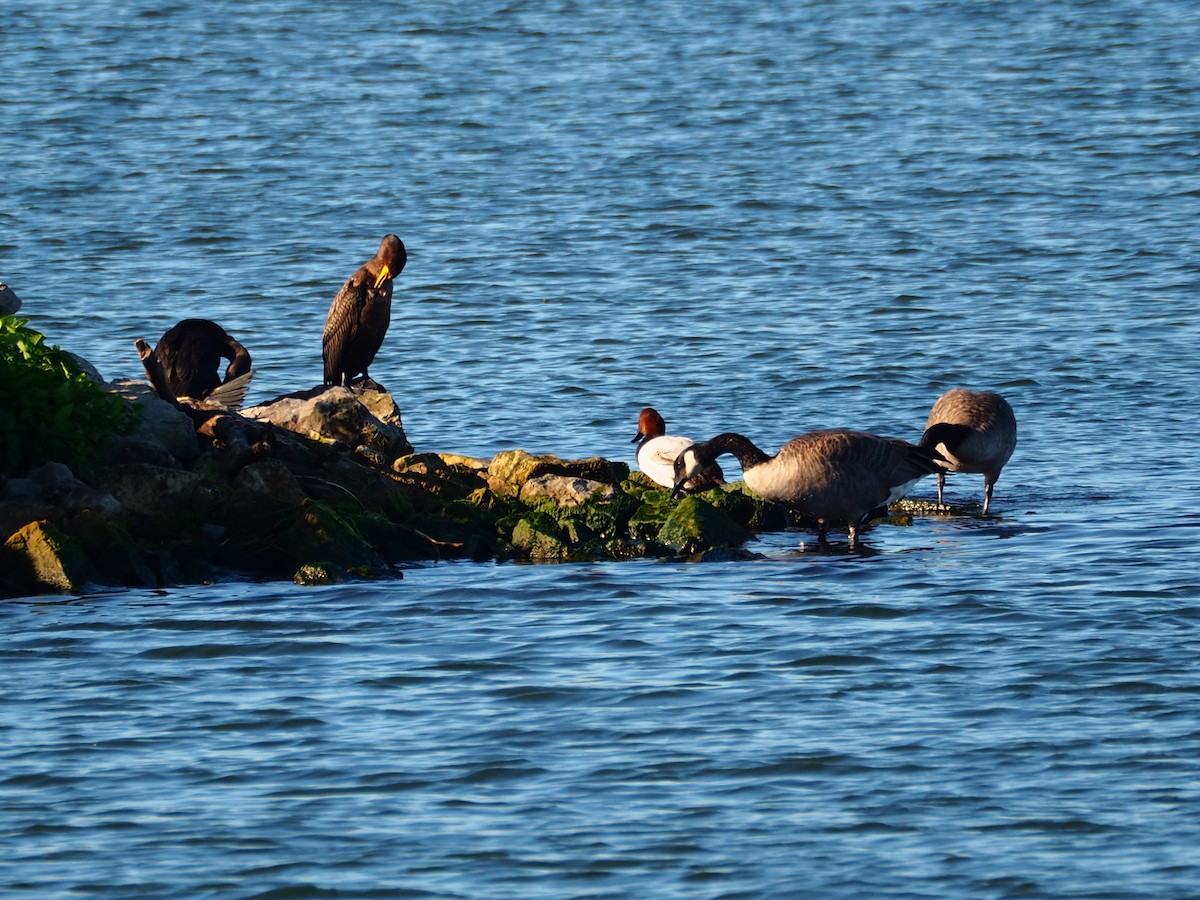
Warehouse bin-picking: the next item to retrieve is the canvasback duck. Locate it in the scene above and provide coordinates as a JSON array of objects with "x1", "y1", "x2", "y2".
[
  {"x1": 632, "y1": 407, "x2": 724, "y2": 492},
  {"x1": 153, "y1": 318, "x2": 253, "y2": 408},
  {"x1": 323, "y1": 234, "x2": 407, "y2": 388},
  {"x1": 673, "y1": 429, "x2": 947, "y2": 547},
  {"x1": 920, "y1": 389, "x2": 1017, "y2": 514}
]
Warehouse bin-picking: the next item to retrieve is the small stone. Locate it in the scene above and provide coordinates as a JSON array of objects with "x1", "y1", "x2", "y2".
[{"x1": 294, "y1": 563, "x2": 342, "y2": 585}]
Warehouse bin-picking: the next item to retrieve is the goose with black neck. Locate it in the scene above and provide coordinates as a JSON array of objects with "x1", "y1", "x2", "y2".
[{"x1": 672, "y1": 429, "x2": 948, "y2": 548}]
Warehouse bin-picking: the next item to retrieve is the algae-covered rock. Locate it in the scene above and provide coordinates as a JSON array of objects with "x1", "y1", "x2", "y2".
[
  {"x1": 626, "y1": 493, "x2": 675, "y2": 541},
  {"x1": 658, "y1": 496, "x2": 750, "y2": 554},
  {"x1": 699, "y1": 484, "x2": 793, "y2": 532},
  {"x1": 237, "y1": 499, "x2": 392, "y2": 579},
  {"x1": 510, "y1": 510, "x2": 567, "y2": 561},
  {"x1": 4, "y1": 519, "x2": 103, "y2": 594}
]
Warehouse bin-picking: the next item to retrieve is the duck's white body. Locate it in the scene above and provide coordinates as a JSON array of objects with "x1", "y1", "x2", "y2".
[
  {"x1": 637, "y1": 434, "x2": 695, "y2": 489},
  {"x1": 632, "y1": 407, "x2": 724, "y2": 492}
]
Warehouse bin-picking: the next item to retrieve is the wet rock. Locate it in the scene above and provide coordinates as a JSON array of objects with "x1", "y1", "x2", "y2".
[
  {"x1": 657, "y1": 496, "x2": 749, "y2": 554},
  {"x1": 243, "y1": 386, "x2": 413, "y2": 460},
  {"x1": 4, "y1": 519, "x2": 103, "y2": 594},
  {"x1": 107, "y1": 379, "x2": 200, "y2": 463}
]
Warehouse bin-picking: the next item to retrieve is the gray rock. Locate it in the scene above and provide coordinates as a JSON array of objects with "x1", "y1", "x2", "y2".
[
  {"x1": 4, "y1": 462, "x2": 121, "y2": 518},
  {"x1": 67, "y1": 352, "x2": 105, "y2": 384},
  {"x1": 107, "y1": 379, "x2": 200, "y2": 462},
  {"x1": 519, "y1": 474, "x2": 614, "y2": 508},
  {"x1": 487, "y1": 450, "x2": 628, "y2": 497},
  {"x1": 243, "y1": 385, "x2": 413, "y2": 460}
]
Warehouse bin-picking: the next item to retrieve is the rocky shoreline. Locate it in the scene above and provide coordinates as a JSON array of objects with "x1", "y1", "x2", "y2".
[{"x1": 2, "y1": 348, "x2": 946, "y2": 600}]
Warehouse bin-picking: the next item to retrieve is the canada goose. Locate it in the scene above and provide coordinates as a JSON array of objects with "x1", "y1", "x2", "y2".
[
  {"x1": 920, "y1": 389, "x2": 1017, "y2": 514},
  {"x1": 631, "y1": 407, "x2": 724, "y2": 492},
  {"x1": 673, "y1": 429, "x2": 946, "y2": 547},
  {"x1": 153, "y1": 318, "x2": 253, "y2": 408},
  {"x1": 323, "y1": 234, "x2": 407, "y2": 388}
]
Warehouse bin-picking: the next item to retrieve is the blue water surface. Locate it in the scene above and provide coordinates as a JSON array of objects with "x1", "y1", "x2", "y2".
[{"x1": 3, "y1": 0, "x2": 1200, "y2": 895}]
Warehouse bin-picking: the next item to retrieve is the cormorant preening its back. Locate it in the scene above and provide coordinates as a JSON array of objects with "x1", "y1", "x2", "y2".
[
  {"x1": 153, "y1": 318, "x2": 253, "y2": 408},
  {"x1": 323, "y1": 234, "x2": 407, "y2": 387}
]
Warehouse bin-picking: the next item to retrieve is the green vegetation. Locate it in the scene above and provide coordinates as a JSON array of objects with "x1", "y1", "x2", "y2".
[{"x1": 0, "y1": 316, "x2": 139, "y2": 475}]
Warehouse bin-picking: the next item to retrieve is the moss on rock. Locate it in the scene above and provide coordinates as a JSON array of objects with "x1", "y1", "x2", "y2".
[
  {"x1": 511, "y1": 510, "x2": 567, "y2": 561},
  {"x1": 658, "y1": 496, "x2": 750, "y2": 554}
]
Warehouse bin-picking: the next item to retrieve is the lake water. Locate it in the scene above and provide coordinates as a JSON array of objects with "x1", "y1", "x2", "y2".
[{"x1": 3, "y1": 0, "x2": 1200, "y2": 895}]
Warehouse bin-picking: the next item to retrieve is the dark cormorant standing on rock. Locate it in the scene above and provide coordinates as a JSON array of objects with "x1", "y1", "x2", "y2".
[
  {"x1": 153, "y1": 318, "x2": 253, "y2": 408},
  {"x1": 323, "y1": 234, "x2": 407, "y2": 388}
]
